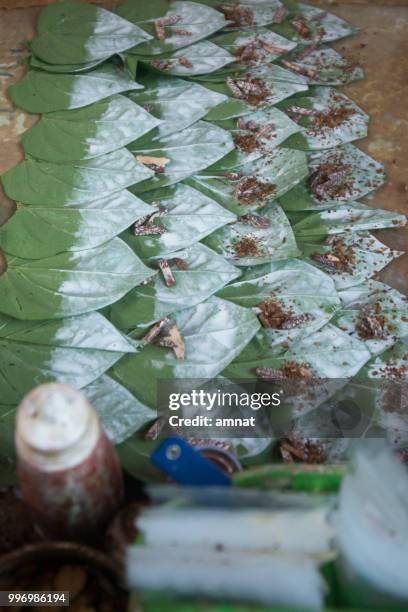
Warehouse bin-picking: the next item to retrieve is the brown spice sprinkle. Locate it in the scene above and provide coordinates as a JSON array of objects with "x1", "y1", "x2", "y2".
[
  {"x1": 256, "y1": 299, "x2": 314, "y2": 331},
  {"x1": 279, "y1": 436, "x2": 327, "y2": 464},
  {"x1": 233, "y1": 234, "x2": 265, "y2": 258},
  {"x1": 308, "y1": 162, "x2": 352, "y2": 200},
  {"x1": 218, "y1": 3, "x2": 254, "y2": 27},
  {"x1": 356, "y1": 303, "x2": 386, "y2": 340},
  {"x1": 234, "y1": 132, "x2": 259, "y2": 153},
  {"x1": 234, "y1": 175, "x2": 277, "y2": 205},
  {"x1": 257, "y1": 360, "x2": 313, "y2": 381},
  {"x1": 291, "y1": 16, "x2": 312, "y2": 39},
  {"x1": 311, "y1": 237, "x2": 355, "y2": 273},
  {"x1": 226, "y1": 76, "x2": 271, "y2": 106},
  {"x1": 312, "y1": 105, "x2": 355, "y2": 129},
  {"x1": 235, "y1": 38, "x2": 286, "y2": 66}
]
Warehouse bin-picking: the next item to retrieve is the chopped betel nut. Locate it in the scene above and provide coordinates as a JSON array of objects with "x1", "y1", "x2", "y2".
[
  {"x1": 234, "y1": 176, "x2": 277, "y2": 205},
  {"x1": 133, "y1": 224, "x2": 166, "y2": 236},
  {"x1": 272, "y1": 5, "x2": 289, "y2": 24},
  {"x1": 234, "y1": 132, "x2": 259, "y2": 153},
  {"x1": 255, "y1": 299, "x2": 314, "y2": 330},
  {"x1": 311, "y1": 237, "x2": 355, "y2": 273},
  {"x1": 239, "y1": 213, "x2": 270, "y2": 228},
  {"x1": 154, "y1": 14, "x2": 182, "y2": 41},
  {"x1": 136, "y1": 155, "x2": 170, "y2": 174},
  {"x1": 235, "y1": 38, "x2": 286, "y2": 66},
  {"x1": 158, "y1": 259, "x2": 176, "y2": 287},
  {"x1": 233, "y1": 234, "x2": 265, "y2": 257},
  {"x1": 157, "y1": 324, "x2": 185, "y2": 360},
  {"x1": 308, "y1": 162, "x2": 352, "y2": 200},
  {"x1": 279, "y1": 436, "x2": 327, "y2": 464},
  {"x1": 150, "y1": 57, "x2": 193, "y2": 71},
  {"x1": 142, "y1": 318, "x2": 170, "y2": 344},
  {"x1": 291, "y1": 16, "x2": 312, "y2": 39},
  {"x1": 256, "y1": 361, "x2": 313, "y2": 380},
  {"x1": 281, "y1": 59, "x2": 318, "y2": 80},
  {"x1": 217, "y1": 3, "x2": 254, "y2": 27},
  {"x1": 356, "y1": 303, "x2": 386, "y2": 340},
  {"x1": 226, "y1": 76, "x2": 271, "y2": 106}
]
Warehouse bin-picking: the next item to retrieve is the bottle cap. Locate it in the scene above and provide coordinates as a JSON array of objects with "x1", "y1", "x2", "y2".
[{"x1": 16, "y1": 383, "x2": 99, "y2": 471}]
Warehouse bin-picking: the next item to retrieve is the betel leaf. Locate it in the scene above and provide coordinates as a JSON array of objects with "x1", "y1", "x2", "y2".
[
  {"x1": 111, "y1": 296, "x2": 260, "y2": 407},
  {"x1": 224, "y1": 323, "x2": 371, "y2": 381},
  {"x1": 117, "y1": 0, "x2": 228, "y2": 55},
  {"x1": 110, "y1": 242, "x2": 241, "y2": 333},
  {"x1": 189, "y1": 147, "x2": 308, "y2": 216},
  {"x1": 0, "y1": 191, "x2": 154, "y2": 260},
  {"x1": 280, "y1": 87, "x2": 368, "y2": 150},
  {"x1": 142, "y1": 41, "x2": 235, "y2": 77},
  {"x1": 31, "y1": 0, "x2": 151, "y2": 65},
  {"x1": 2, "y1": 149, "x2": 153, "y2": 206},
  {"x1": 273, "y1": 3, "x2": 357, "y2": 45},
  {"x1": 198, "y1": 0, "x2": 285, "y2": 30},
  {"x1": 0, "y1": 238, "x2": 155, "y2": 320},
  {"x1": 335, "y1": 280, "x2": 408, "y2": 357},
  {"x1": 83, "y1": 375, "x2": 155, "y2": 444},
  {"x1": 121, "y1": 182, "x2": 236, "y2": 260},
  {"x1": 357, "y1": 341, "x2": 408, "y2": 382},
  {"x1": 128, "y1": 75, "x2": 227, "y2": 138},
  {"x1": 211, "y1": 28, "x2": 296, "y2": 69},
  {"x1": 217, "y1": 258, "x2": 340, "y2": 352},
  {"x1": 293, "y1": 202, "x2": 406, "y2": 240},
  {"x1": 301, "y1": 232, "x2": 404, "y2": 290},
  {"x1": 0, "y1": 311, "x2": 136, "y2": 405},
  {"x1": 203, "y1": 203, "x2": 299, "y2": 266},
  {"x1": 30, "y1": 55, "x2": 105, "y2": 73},
  {"x1": 21, "y1": 95, "x2": 161, "y2": 162},
  {"x1": 280, "y1": 144, "x2": 385, "y2": 211},
  {"x1": 128, "y1": 120, "x2": 234, "y2": 193},
  {"x1": 201, "y1": 64, "x2": 309, "y2": 121},
  {"x1": 207, "y1": 106, "x2": 301, "y2": 171},
  {"x1": 8, "y1": 64, "x2": 142, "y2": 113},
  {"x1": 281, "y1": 45, "x2": 364, "y2": 86}
]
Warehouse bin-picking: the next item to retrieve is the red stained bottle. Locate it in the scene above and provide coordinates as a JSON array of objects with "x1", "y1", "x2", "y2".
[{"x1": 15, "y1": 383, "x2": 124, "y2": 543}]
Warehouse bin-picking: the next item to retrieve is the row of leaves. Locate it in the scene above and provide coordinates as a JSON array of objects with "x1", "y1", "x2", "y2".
[{"x1": 1, "y1": 0, "x2": 407, "y2": 476}]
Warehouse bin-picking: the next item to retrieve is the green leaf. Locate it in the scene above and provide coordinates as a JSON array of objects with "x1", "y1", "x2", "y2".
[
  {"x1": 0, "y1": 191, "x2": 154, "y2": 259},
  {"x1": 202, "y1": 64, "x2": 309, "y2": 121},
  {"x1": 142, "y1": 40, "x2": 235, "y2": 76},
  {"x1": 358, "y1": 342, "x2": 408, "y2": 381},
  {"x1": 280, "y1": 144, "x2": 385, "y2": 211},
  {"x1": 224, "y1": 323, "x2": 371, "y2": 380},
  {"x1": 0, "y1": 311, "x2": 136, "y2": 405},
  {"x1": 21, "y1": 95, "x2": 161, "y2": 162},
  {"x1": 122, "y1": 182, "x2": 236, "y2": 259},
  {"x1": 128, "y1": 75, "x2": 227, "y2": 138},
  {"x1": 293, "y1": 202, "x2": 406, "y2": 240},
  {"x1": 0, "y1": 238, "x2": 155, "y2": 320},
  {"x1": 203, "y1": 203, "x2": 299, "y2": 266},
  {"x1": 83, "y1": 374, "x2": 155, "y2": 444},
  {"x1": 2, "y1": 149, "x2": 153, "y2": 206},
  {"x1": 8, "y1": 64, "x2": 143, "y2": 113},
  {"x1": 301, "y1": 232, "x2": 404, "y2": 290},
  {"x1": 117, "y1": 0, "x2": 228, "y2": 55},
  {"x1": 273, "y1": 3, "x2": 357, "y2": 45},
  {"x1": 128, "y1": 120, "x2": 235, "y2": 193},
  {"x1": 111, "y1": 296, "x2": 260, "y2": 406},
  {"x1": 335, "y1": 280, "x2": 408, "y2": 356},
  {"x1": 280, "y1": 87, "x2": 368, "y2": 150},
  {"x1": 110, "y1": 242, "x2": 241, "y2": 333},
  {"x1": 211, "y1": 28, "x2": 296, "y2": 69},
  {"x1": 207, "y1": 106, "x2": 301, "y2": 171},
  {"x1": 217, "y1": 258, "x2": 340, "y2": 352},
  {"x1": 281, "y1": 45, "x2": 364, "y2": 86},
  {"x1": 189, "y1": 147, "x2": 308, "y2": 215},
  {"x1": 30, "y1": 55, "x2": 105, "y2": 73},
  {"x1": 31, "y1": 0, "x2": 151, "y2": 65},
  {"x1": 0, "y1": 405, "x2": 15, "y2": 465},
  {"x1": 199, "y1": 0, "x2": 285, "y2": 30}
]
